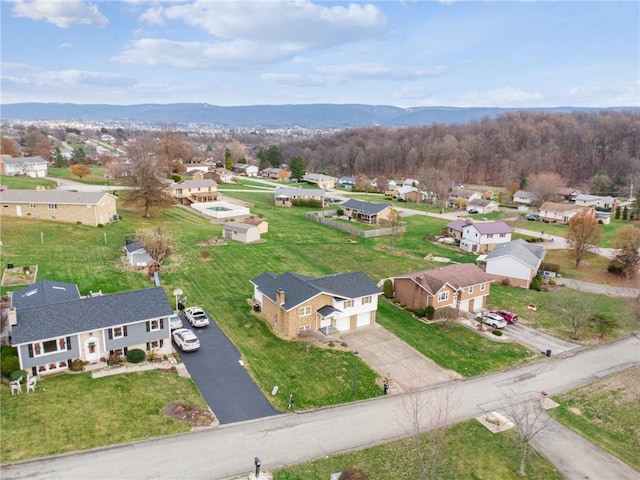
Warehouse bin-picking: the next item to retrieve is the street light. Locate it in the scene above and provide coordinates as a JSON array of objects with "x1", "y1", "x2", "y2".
[
  {"x1": 172, "y1": 288, "x2": 183, "y2": 312},
  {"x1": 352, "y1": 351, "x2": 359, "y2": 399}
]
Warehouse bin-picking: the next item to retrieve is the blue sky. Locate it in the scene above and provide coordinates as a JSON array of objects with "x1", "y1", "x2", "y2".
[{"x1": 1, "y1": 0, "x2": 638, "y2": 108}]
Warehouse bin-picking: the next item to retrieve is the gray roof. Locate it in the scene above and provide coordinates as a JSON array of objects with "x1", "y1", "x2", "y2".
[
  {"x1": 275, "y1": 187, "x2": 325, "y2": 198},
  {"x1": 514, "y1": 190, "x2": 533, "y2": 199},
  {"x1": 124, "y1": 241, "x2": 144, "y2": 253},
  {"x1": 169, "y1": 179, "x2": 217, "y2": 189},
  {"x1": 394, "y1": 264, "x2": 492, "y2": 294},
  {"x1": 251, "y1": 271, "x2": 380, "y2": 311},
  {"x1": 468, "y1": 198, "x2": 496, "y2": 207},
  {"x1": 0, "y1": 190, "x2": 112, "y2": 205},
  {"x1": 1, "y1": 156, "x2": 47, "y2": 165},
  {"x1": 223, "y1": 222, "x2": 258, "y2": 233},
  {"x1": 341, "y1": 199, "x2": 391, "y2": 215},
  {"x1": 11, "y1": 287, "x2": 173, "y2": 344},
  {"x1": 11, "y1": 280, "x2": 81, "y2": 309},
  {"x1": 485, "y1": 239, "x2": 546, "y2": 268}
]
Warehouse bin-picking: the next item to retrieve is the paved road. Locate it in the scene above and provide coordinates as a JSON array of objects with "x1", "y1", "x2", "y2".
[
  {"x1": 556, "y1": 277, "x2": 640, "y2": 298},
  {"x1": 177, "y1": 315, "x2": 278, "y2": 424},
  {"x1": 4, "y1": 335, "x2": 639, "y2": 480}
]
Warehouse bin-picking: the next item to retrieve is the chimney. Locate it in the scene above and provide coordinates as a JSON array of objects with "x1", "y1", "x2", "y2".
[{"x1": 276, "y1": 289, "x2": 285, "y2": 305}]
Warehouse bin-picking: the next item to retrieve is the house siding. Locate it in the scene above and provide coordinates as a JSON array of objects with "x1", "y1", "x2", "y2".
[{"x1": 1, "y1": 195, "x2": 117, "y2": 226}]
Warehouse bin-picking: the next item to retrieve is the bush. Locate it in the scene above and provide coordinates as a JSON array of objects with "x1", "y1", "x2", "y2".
[
  {"x1": 171, "y1": 175, "x2": 182, "y2": 183},
  {"x1": 339, "y1": 468, "x2": 369, "y2": 480},
  {"x1": 549, "y1": 279, "x2": 557, "y2": 286},
  {"x1": 126, "y1": 348, "x2": 146, "y2": 364},
  {"x1": 201, "y1": 249, "x2": 211, "y2": 260},
  {"x1": 69, "y1": 359, "x2": 84, "y2": 372},
  {"x1": 97, "y1": 223, "x2": 104, "y2": 228},
  {"x1": 492, "y1": 329, "x2": 503, "y2": 336},
  {"x1": 500, "y1": 277, "x2": 511, "y2": 286},
  {"x1": 107, "y1": 354, "x2": 123, "y2": 366},
  {"x1": 1, "y1": 354, "x2": 20, "y2": 378},
  {"x1": 530, "y1": 273, "x2": 543, "y2": 291},
  {"x1": 10, "y1": 370, "x2": 27, "y2": 382},
  {"x1": 540, "y1": 262, "x2": 560, "y2": 274},
  {"x1": 425, "y1": 305, "x2": 435, "y2": 320},
  {"x1": 382, "y1": 279, "x2": 394, "y2": 299},
  {"x1": 406, "y1": 306, "x2": 426, "y2": 317},
  {"x1": 1, "y1": 345, "x2": 17, "y2": 358},
  {"x1": 292, "y1": 198, "x2": 323, "y2": 208},
  {"x1": 337, "y1": 208, "x2": 344, "y2": 216}
]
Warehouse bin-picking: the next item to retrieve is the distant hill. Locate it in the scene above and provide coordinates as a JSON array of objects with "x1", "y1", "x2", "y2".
[{"x1": 1, "y1": 103, "x2": 637, "y2": 128}]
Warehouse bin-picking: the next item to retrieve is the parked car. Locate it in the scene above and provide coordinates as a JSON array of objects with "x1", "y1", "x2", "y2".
[
  {"x1": 477, "y1": 312, "x2": 508, "y2": 329},
  {"x1": 184, "y1": 307, "x2": 210, "y2": 327},
  {"x1": 172, "y1": 328, "x2": 200, "y2": 352},
  {"x1": 169, "y1": 314, "x2": 183, "y2": 330},
  {"x1": 490, "y1": 309, "x2": 518, "y2": 324},
  {"x1": 468, "y1": 209, "x2": 479, "y2": 214},
  {"x1": 525, "y1": 213, "x2": 540, "y2": 221}
]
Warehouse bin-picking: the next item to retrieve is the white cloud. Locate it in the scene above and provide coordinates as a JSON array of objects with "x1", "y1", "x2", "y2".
[
  {"x1": 0, "y1": 62, "x2": 29, "y2": 71},
  {"x1": 316, "y1": 63, "x2": 449, "y2": 81},
  {"x1": 2, "y1": 69, "x2": 135, "y2": 89},
  {"x1": 260, "y1": 72, "x2": 338, "y2": 88},
  {"x1": 11, "y1": 0, "x2": 109, "y2": 28},
  {"x1": 58, "y1": 43, "x2": 72, "y2": 49},
  {"x1": 569, "y1": 82, "x2": 640, "y2": 106}
]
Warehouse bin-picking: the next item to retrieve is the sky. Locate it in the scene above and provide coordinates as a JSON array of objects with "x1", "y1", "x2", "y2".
[{"x1": 1, "y1": 0, "x2": 639, "y2": 108}]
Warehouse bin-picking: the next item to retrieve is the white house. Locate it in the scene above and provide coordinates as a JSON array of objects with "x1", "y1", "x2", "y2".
[
  {"x1": 1, "y1": 155, "x2": 48, "y2": 178},
  {"x1": 538, "y1": 202, "x2": 583, "y2": 224},
  {"x1": 232, "y1": 163, "x2": 259, "y2": 177},
  {"x1": 459, "y1": 220, "x2": 513, "y2": 254},
  {"x1": 574, "y1": 194, "x2": 618, "y2": 212},
  {"x1": 467, "y1": 198, "x2": 499, "y2": 214},
  {"x1": 223, "y1": 222, "x2": 261, "y2": 243},
  {"x1": 482, "y1": 239, "x2": 546, "y2": 289}
]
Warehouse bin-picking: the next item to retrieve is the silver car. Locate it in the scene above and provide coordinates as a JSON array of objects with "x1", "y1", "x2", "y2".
[
  {"x1": 172, "y1": 328, "x2": 200, "y2": 352},
  {"x1": 184, "y1": 307, "x2": 210, "y2": 327},
  {"x1": 481, "y1": 312, "x2": 508, "y2": 329}
]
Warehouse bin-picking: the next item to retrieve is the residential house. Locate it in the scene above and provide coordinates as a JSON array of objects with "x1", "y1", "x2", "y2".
[
  {"x1": 445, "y1": 218, "x2": 467, "y2": 240},
  {"x1": 261, "y1": 167, "x2": 291, "y2": 182},
  {"x1": 191, "y1": 170, "x2": 217, "y2": 181},
  {"x1": 447, "y1": 189, "x2": 482, "y2": 209},
  {"x1": 574, "y1": 194, "x2": 618, "y2": 212},
  {"x1": 124, "y1": 241, "x2": 154, "y2": 267},
  {"x1": 213, "y1": 168, "x2": 234, "y2": 184},
  {"x1": 250, "y1": 271, "x2": 381, "y2": 338},
  {"x1": 274, "y1": 187, "x2": 325, "y2": 207},
  {"x1": 337, "y1": 176, "x2": 356, "y2": 188},
  {"x1": 244, "y1": 215, "x2": 269, "y2": 234},
  {"x1": 538, "y1": 202, "x2": 584, "y2": 224},
  {"x1": 459, "y1": 220, "x2": 513, "y2": 253},
  {"x1": 467, "y1": 198, "x2": 499, "y2": 214},
  {"x1": 482, "y1": 239, "x2": 546, "y2": 289},
  {"x1": 340, "y1": 199, "x2": 393, "y2": 225},
  {"x1": 168, "y1": 179, "x2": 218, "y2": 205},
  {"x1": 223, "y1": 222, "x2": 261, "y2": 243},
  {"x1": 512, "y1": 190, "x2": 533, "y2": 209},
  {"x1": 0, "y1": 190, "x2": 118, "y2": 226},
  {"x1": 232, "y1": 163, "x2": 259, "y2": 177},
  {"x1": 8, "y1": 284, "x2": 173, "y2": 376},
  {"x1": 403, "y1": 178, "x2": 420, "y2": 187},
  {"x1": 302, "y1": 173, "x2": 336, "y2": 190},
  {"x1": 556, "y1": 188, "x2": 580, "y2": 202},
  {"x1": 1, "y1": 155, "x2": 48, "y2": 178},
  {"x1": 391, "y1": 263, "x2": 493, "y2": 314}
]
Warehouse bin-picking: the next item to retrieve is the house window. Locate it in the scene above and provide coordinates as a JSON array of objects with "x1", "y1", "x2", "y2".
[
  {"x1": 299, "y1": 306, "x2": 312, "y2": 317},
  {"x1": 438, "y1": 291, "x2": 449, "y2": 302},
  {"x1": 499, "y1": 233, "x2": 506, "y2": 238},
  {"x1": 343, "y1": 299, "x2": 354, "y2": 308},
  {"x1": 33, "y1": 338, "x2": 67, "y2": 357},
  {"x1": 487, "y1": 234, "x2": 493, "y2": 239},
  {"x1": 30, "y1": 203, "x2": 36, "y2": 208},
  {"x1": 362, "y1": 296, "x2": 372, "y2": 305},
  {"x1": 148, "y1": 339, "x2": 163, "y2": 350},
  {"x1": 113, "y1": 326, "x2": 124, "y2": 338},
  {"x1": 298, "y1": 324, "x2": 311, "y2": 333},
  {"x1": 113, "y1": 348, "x2": 124, "y2": 356},
  {"x1": 468, "y1": 286, "x2": 474, "y2": 294},
  {"x1": 480, "y1": 283, "x2": 486, "y2": 291},
  {"x1": 48, "y1": 204, "x2": 57, "y2": 210},
  {"x1": 149, "y1": 319, "x2": 160, "y2": 331}
]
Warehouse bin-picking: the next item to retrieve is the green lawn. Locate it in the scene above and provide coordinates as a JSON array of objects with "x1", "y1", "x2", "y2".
[
  {"x1": 0, "y1": 370, "x2": 206, "y2": 463},
  {"x1": 48, "y1": 166, "x2": 108, "y2": 185},
  {"x1": 549, "y1": 366, "x2": 640, "y2": 471},
  {"x1": 273, "y1": 419, "x2": 563, "y2": 480},
  {"x1": 0, "y1": 175, "x2": 56, "y2": 190}
]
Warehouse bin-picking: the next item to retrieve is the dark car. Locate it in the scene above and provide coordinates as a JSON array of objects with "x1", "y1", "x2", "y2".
[
  {"x1": 490, "y1": 309, "x2": 518, "y2": 324},
  {"x1": 468, "y1": 209, "x2": 479, "y2": 214},
  {"x1": 525, "y1": 213, "x2": 540, "y2": 221}
]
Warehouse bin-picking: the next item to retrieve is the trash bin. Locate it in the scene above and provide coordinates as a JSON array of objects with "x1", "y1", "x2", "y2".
[
  {"x1": 7, "y1": 263, "x2": 14, "y2": 269},
  {"x1": 253, "y1": 304, "x2": 261, "y2": 312},
  {"x1": 546, "y1": 349, "x2": 552, "y2": 357}
]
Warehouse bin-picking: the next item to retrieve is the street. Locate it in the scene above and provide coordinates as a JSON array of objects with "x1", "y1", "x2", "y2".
[{"x1": 3, "y1": 335, "x2": 639, "y2": 480}]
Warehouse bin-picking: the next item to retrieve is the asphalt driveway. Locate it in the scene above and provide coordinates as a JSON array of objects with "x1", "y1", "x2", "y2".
[
  {"x1": 175, "y1": 313, "x2": 279, "y2": 424},
  {"x1": 503, "y1": 322, "x2": 581, "y2": 356}
]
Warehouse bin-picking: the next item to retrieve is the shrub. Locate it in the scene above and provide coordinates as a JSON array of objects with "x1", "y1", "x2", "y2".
[
  {"x1": 337, "y1": 208, "x2": 344, "y2": 216},
  {"x1": 10, "y1": 370, "x2": 27, "y2": 382},
  {"x1": 201, "y1": 249, "x2": 211, "y2": 260},
  {"x1": 126, "y1": 348, "x2": 146, "y2": 363},
  {"x1": 425, "y1": 305, "x2": 435, "y2": 320},
  {"x1": 492, "y1": 329, "x2": 503, "y2": 336},
  {"x1": 1, "y1": 354, "x2": 20, "y2": 378},
  {"x1": 540, "y1": 262, "x2": 560, "y2": 274},
  {"x1": 1, "y1": 345, "x2": 17, "y2": 358},
  {"x1": 530, "y1": 273, "x2": 543, "y2": 291},
  {"x1": 328, "y1": 341, "x2": 335, "y2": 347},
  {"x1": 339, "y1": 468, "x2": 369, "y2": 480},
  {"x1": 69, "y1": 359, "x2": 84, "y2": 372},
  {"x1": 549, "y1": 279, "x2": 557, "y2": 286},
  {"x1": 406, "y1": 307, "x2": 427, "y2": 317},
  {"x1": 171, "y1": 175, "x2": 182, "y2": 183},
  {"x1": 97, "y1": 223, "x2": 104, "y2": 228},
  {"x1": 382, "y1": 279, "x2": 394, "y2": 298},
  {"x1": 500, "y1": 277, "x2": 511, "y2": 286},
  {"x1": 107, "y1": 354, "x2": 123, "y2": 366}
]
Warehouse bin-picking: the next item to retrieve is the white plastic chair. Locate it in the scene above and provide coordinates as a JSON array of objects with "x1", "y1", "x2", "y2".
[
  {"x1": 10, "y1": 379, "x2": 22, "y2": 395},
  {"x1": 26, "y1": 376, "x2": 37, "y2": 393}
]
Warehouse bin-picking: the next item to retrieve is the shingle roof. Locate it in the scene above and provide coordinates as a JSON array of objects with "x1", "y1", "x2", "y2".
[
  {"x1": 394, "y1": 264, "x2": 492, "y2": 294},
  {"x1": 341, "y1": 199, "x2": 391, "y2": 215},
  {"x1": 1, "y1": 156, "x2": 47, "y2": 165},
  {"x1": 485, "y1": 239, "x2": 546, "y2": 269},
  {"x1": 466, "y1": 220, "x2": 513, "y2": 235},
  {"x1": 11, "y1": 280, "x2": 81, "y2": 309},
  {"x1": 275, "y1": 187, "x2": 325, "y2": 198},
  {"x1": 168, "y1": 179, "x2": 217, "y2": 189},
  {"x1": 0, "y1": 190, "x2": 112, "y2": 205},
  {"x1": 514, "y1": 190, "x2": 533, "y2": 199},
  {"x1": 223, "y1": 222, "x2": 258, "y2": 233},
  {"x1": 124, "y1": 241, "x2": 144, "y2": 253},
  {"x1": 251, "y1": 271, "x2": 380, "y2": 311},
  {"x1": 446, "y1": 219, "x2": 468, "y2": 231},
  {"x1": 468, "y1": 198, "x2": 496, "y2": 207},
  {"x1": 11, "y1": 287, "x2": 173, "y2": 344},
  {"x1": 540, "y1": 201, "x2": 580, "y2": 212}
]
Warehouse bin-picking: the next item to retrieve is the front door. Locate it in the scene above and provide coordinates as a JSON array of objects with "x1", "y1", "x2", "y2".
[
  {"x1": 85, "y1": 337, "x2": 100, "y2": 363},
  {"x1": 16, "y1": 205, "x2": 22, "y2": 217}
]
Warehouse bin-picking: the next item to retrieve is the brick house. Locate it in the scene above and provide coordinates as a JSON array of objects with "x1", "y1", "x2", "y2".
[
  {"x1": 168, "y1": 179, "x2": 218, "y2": 205},
  {"x1": 340, "y1": 199, "x2": 393, "y2": 224}
]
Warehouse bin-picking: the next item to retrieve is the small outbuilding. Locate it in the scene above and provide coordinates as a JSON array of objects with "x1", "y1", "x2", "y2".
[{"x1": 223, "y1": 222, "x2": 261, "y2": 243}]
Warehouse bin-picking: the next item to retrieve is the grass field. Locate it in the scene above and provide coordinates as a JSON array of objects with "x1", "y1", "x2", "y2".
[
  {"x1": 549, "y1": 366, "x2": 640, "y2": 471},
  {"x1": 47, "y1": 166, "x2": 107, "y2": 184},
  {"x1": 0, "y1": 175, "x2": 56, "y2": 190},
  {"x1": 273, "y1": 419, "x2": 563, "y2": 480}
]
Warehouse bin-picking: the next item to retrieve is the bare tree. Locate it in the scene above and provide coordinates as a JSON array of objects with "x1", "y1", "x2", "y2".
[
  {"x1": 17, "y1": 161, "x2": 32, "y2": 176},
  {"x1": 608, "y1": 225, "x2": 640, "y2": 279},
  {"x1": 387, "y1": 207, "x2": 404, "y2": 250},
  {"x1": 158, "y1": 126, "x2": 190, "y2": 174},
  {"x1": 566, "y1": 209, "x2": 601, "y2": 268},
  {"x1": 553, "y1": 289, "x2": 596, "y2": 340},
  {"x1": 507, "y1": 395, "x2": 550, "y2": 476},
  {"x1": 528, "y1": 172, "x2": 566, "y2": 208},
  {"x1": 400, "y1": 387, "x2": 458, "y2": 479},
  {"x1": 136, "y1": 228, "x2": 174, "y2": 265},
  {"x1": 123, "y1": 137, "x2": 174, "y2": 218}
]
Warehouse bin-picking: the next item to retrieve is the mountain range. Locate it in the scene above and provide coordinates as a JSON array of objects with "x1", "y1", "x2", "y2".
[{"x1": 1, "y1": 103, "x2": 637, "y2": 128}]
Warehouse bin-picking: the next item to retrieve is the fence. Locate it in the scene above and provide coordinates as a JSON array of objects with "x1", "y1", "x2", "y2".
[{"x1": 306, "y1": 210, "x2": 405, "y2": 238}]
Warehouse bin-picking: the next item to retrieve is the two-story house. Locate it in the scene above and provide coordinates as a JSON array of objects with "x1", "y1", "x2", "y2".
[
  {"x1": 302, "y1": 173, "x2": 336, "y2": 190},
  {"x1": 1, "y1": 155, "x2": 48, "y2": 178},
  {"x1": 261, "y1": 167, "x2": 291, "y2": 182},
  {"x1": 250, "y1": 271, "x2": 381, "y2": 338},
  {"x1": 168, "y1": 179, "x2": 218, "y2": 205},
  {"x1": 459, "y1": 220, "x2": 513, "y2": 253},
  {"x1": 447, "y1": 189, "x2": 482, "y2": 209},
  {"x1": 232, "y1": 163, "x2": 259, "y2": 177},
  {"x1": 8, "y1": 282, "x2": 173, "y2": 376},
  {"x1": 390, "y1": 263, "x2": 493, "y2": 314},
  {"x1": 574, "y1": 194, "x2": 618, "y2": 212}
]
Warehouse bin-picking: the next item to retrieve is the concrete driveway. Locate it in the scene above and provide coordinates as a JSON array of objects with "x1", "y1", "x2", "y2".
[
  {"x1": 340, "y1": 324, "x2": 461, "y2": 394},
  {"x1": 503, "y1": 322, "x2": 581, "y2": 356},
  {"x1": 175, "y1": 313, "x2": 279, "y2": 424}
]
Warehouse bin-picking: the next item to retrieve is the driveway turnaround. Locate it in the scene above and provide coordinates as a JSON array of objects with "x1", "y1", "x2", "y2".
[
  {"x1": 177, "y1": 315, "x2": 279, "y2": 424},
  {"x1": 504, "y1": 322, "x2": 581, "y2": 356}
]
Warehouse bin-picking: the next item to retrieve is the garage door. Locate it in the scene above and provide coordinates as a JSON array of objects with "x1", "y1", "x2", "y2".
[
  {"x1": 356, "y1": 312, "x2": 370, "y2": 327},
  {"x1": 458, "y1": 300, "x2": 470, "y2": 313},
  {"x1": 336, "y1": 317, "x2": 350, "y2": 331}
]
